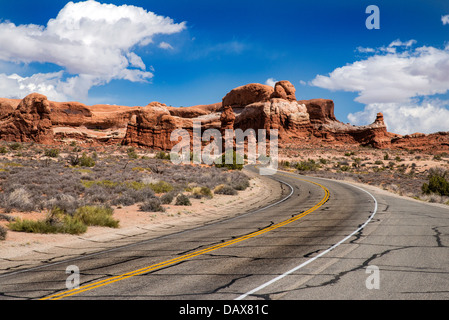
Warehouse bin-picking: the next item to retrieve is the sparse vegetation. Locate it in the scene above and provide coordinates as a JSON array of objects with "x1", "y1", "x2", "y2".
[
  {"x1": 74, "y1": 205, "x2": 119, "y2": 228},
  {"x1": 0, "y1": 225, "x2": 7, "y2": 240},
  {"x1": 215, "y1": 150, "x2": 244, "y2": 170},
  {"x1": 139, "y1": 198, "x2": 165, "y2": 212},
  {"x1": 295, "y1": 159, "x2": 320, "y2": 172},
  {"x1": 175, "y1": 193, "x2": 191, "y2": 206},
  {"x1": 127, "y1": 147, "x2": 139, "y2": 159},
  {"x1": 422, "y1": 168, "x2": 449, "y2": 196},
  {"x1": 44, "y1": 148, "x2": 60, "y2": 158},
  {"x1": 214, "y1": 184, "x2": 237, "y2": 195},
  {"x1": 192, "y1": 186, "x2": 213, "y2": 199}
]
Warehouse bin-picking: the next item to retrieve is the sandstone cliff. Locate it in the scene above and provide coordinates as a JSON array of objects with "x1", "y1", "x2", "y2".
[{"x1": 0, "y1": 81, "x2": 448, "y2": 152}]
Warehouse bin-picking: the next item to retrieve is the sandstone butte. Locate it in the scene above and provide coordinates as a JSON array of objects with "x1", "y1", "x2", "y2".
[{"x1": 0, "y1": 81, "x2": 448, "y2": 153}]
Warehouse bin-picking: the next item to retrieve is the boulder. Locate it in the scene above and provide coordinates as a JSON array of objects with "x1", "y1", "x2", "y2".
[
  {"x1": 222, "y1": 83, "x2": 274, "y2": 107},
  {"x1": 271, "y1": 80, "x2": 297, "y2": 101}
]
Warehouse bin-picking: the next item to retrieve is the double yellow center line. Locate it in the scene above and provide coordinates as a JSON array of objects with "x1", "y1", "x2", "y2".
[{"x1": 41, "y1": 174, "x2": 329, "y2": 300}]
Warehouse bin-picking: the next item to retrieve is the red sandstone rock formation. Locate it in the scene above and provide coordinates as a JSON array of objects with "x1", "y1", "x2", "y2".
[
  {"x1": 272, "y1": 80, "x2": 297, "y2": 101},
  {"x1": 299, "y1": 99, "x2": 337, "y2": 124},
  {"x1": 1, "y1": 81, "x2": 449, "y2": 152},
  {"x1": 222, "y1": 83, "x2": 274, "y2": 107},
  {"x1": 0, "y1": 93, "x2": 54, "y2": 144}
]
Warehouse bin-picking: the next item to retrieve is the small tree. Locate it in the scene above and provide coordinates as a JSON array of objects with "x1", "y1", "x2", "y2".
[{"x1": 422, "y1": 168, "x2": 449, "y2": 196}]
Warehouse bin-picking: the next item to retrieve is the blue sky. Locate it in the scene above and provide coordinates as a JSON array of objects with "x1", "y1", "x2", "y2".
[{"x1": 1, "y1": 0, "x2": 449, "y2": 134}]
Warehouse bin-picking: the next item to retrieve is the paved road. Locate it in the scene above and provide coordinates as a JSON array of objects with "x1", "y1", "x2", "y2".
[{"x1": 0, "y1": 166, "x2": 448, "y2": 301}]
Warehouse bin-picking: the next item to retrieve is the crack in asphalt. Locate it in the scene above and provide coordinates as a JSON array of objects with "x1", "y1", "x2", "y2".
[
  {"x1": 431, "y1": 226, "x2": 445, "y2": 247},
  {"x1": 257, "y1": 246, "x2": 412, "y2": 299}
]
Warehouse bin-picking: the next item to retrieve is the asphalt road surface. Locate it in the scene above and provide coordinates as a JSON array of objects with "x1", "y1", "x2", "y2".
[{"x1": 0, "y1": 166, "x2": 448, "y2": 301}]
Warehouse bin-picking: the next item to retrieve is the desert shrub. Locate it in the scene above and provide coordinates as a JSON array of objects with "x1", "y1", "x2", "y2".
[
  {"x1": 175, "y1": 193, "x2": 191, "y2": 206},
  {"x1": 229, "y1": 172, "x2": 250, "y2": 191},
  {"x1": 82, "y1": 179, "x2": 119, "y2": 189},
  {"x1": 8, "y1": 142, "x2": 22, "y2": 151},
  {"x1": 45, "y1": 194, "x2": 82, "y2": 215},
  {"x1": 79, "y1": 153, "x2": 96, "y2": 167},
  {"x1": 296, "y1": 159, "x2": 320, "y2": 172},
  {"x1": 74, "y1": 205, "x2": 118, "y2": 228},
  {"x1": 127, "y1": 147, "x2": 139, "y2": 159},
  {"x1": 139, "y1": 198, "x2": 165, "y2": 212},
  {"x1": 9, "y1": 208, "x2": 87, "y2": 235},
  {"x1": 0, "y1": 225, "x2": 7, "y2": 240},
  {"x1": 155, "y1": 151, "x2": 171, "y2": 160},
  {"x1": 112, "y1": 188, "x2": 156, "y2": 206},
  {"x1": 2, "y1": 188, "x2": 35, "y2": 212},
  {"x1": 422, "y1": 168, "x2": 449, "y2": 196},
  {"x1": 160, "y1": 191, "x2": 177, "y2": 204},
  {"x1": 214, "y1": 184, "x2": 237, "y2": 195},
  {"x1": 83, "y1": 184, "x2": 111, "y2": 204},
  {"x1": 192, "y1": 186, "x2": 213, "y2": 199},
  {"x1": 215, "y1": 150, "x2": 244, "y2": 170},
  {"x1": 148, "y1": 180, "x2": 173, "y2": 193},
  {"x1": 319, "y1": 158, "x2": 327, "y2": 164},
  {"x1": 44, "y1": 148, "x2": 60, "y2": 158},
  {"x1": 0, "y1": 146, "x2": 8, "y2": 154}
]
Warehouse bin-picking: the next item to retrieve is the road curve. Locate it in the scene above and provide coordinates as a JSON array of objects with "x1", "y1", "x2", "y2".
[{"x1": 0, "y1": 166, "x2": 448, "y2": 300}]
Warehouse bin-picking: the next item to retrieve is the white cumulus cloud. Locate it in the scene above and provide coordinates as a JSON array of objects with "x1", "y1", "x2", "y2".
[
  {"x1": 311, "y1": 39, "x2": 449, "y2": 134},
  {"x1": 159, "y1": 42, "x2": 174, "y2": 50},
  {"x1": 265, "y1": 78, "x2": 276, "y2": 87},
  {"x1": 442, "y1": 15, "x2": 449, "y2": 25},
  {"x1": 0, "y1": 0, "x2": 186, "y2": 102},
  {"x1": 348, "y1": 100, "x2": 449, "y2": 135}
]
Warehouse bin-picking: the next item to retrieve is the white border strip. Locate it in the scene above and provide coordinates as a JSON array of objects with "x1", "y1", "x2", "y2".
[{"x1": 235, "y1": 179, "x2": 378, "y2": 300}]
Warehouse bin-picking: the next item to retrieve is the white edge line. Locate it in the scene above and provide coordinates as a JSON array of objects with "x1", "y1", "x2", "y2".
[{"x1": 235, "y1": 178, "x2": 378, "y2": 300}]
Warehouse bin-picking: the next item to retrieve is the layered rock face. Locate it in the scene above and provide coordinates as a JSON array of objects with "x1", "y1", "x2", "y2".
[
  {"x1": 0, "y1": 93, "x2": 54, "y2": 144},
  {"x1": 1, "y1": 81, "x2": 448, "y2": 152},
  {"x1": 122, "y1": 102, "x2": 222, "y2": 150}
]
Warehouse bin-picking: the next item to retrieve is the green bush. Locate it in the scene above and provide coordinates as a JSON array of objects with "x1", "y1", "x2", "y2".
[
  {"x1": 82, "y1": 179, "x2": 119, "y2": 189},
  {"x1": 215, "y1": 150, "x2": 244, "y2": 170},
  {"x1": 214, "y1": 184, "x2": 237, "y2": 195},
  {"x1": 44, "y1": 148, "x2": 60, "y2": 158},
  {"x1": 127, "y1": 147, "x2": 139, "y2": 159},
  {"x1": 74, "y1": 205, "x2": 119, "y2": 228},
  {"x1": 175, "y1": 194, "x2": 191, "y2": 206},
  {"x1": 0, "y1": 146, "x2": 8, "y2": 154},
  {"x1": 192, "y1": 186, "x2": 213, "y2": 199},
  {"x1": 160, "y1": 191, "x2": 177, "y2": 204},
  {"x1": 155, "y1": 151, "x2": 171, "y2": 160},
  {"x1": 79, "y1": 152, "x2": 96, "y2": 167},
  {"x1": 296, "y1": 159, "x2": 320, "y2": 171},
  {"x1": 148, "y1": 180, "x2": 173, "y2": 193},
  {"x1": 422, "y1": 168, "x2": 449, "y2": 196},
  {"x1": 8, "y1": 205, "x2": 118, "y2": 234},
  {"x1": 9, "y1": 210, "x2": 87, "y2": 235},
  {"x1": 8, "y1": 142, "x2": 22, "y2": 151}
]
